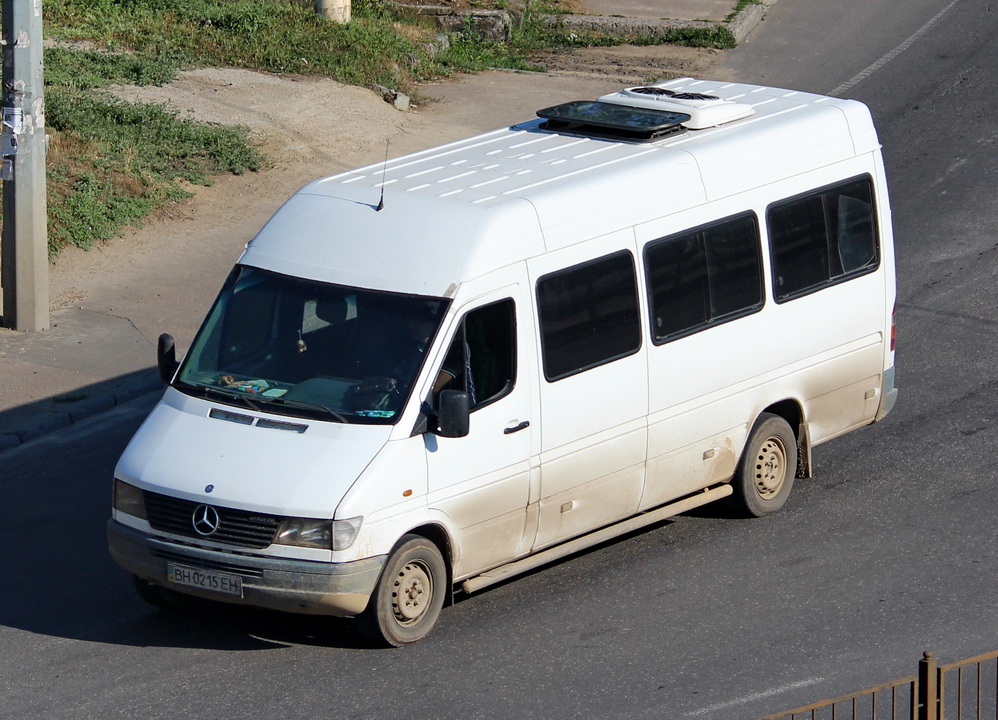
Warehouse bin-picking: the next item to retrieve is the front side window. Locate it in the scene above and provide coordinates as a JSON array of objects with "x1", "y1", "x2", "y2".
[
  {"x1": 537, "y1": 251, "x2": 641, "y2": 381},
  {"x1": 768, "y1": 176, "x2": 879, "y2": 302},
  {"x1": 175, "y1": 265, "x2": 449, "y2": 424},
  {"x1": 435, "y1": 299, "x2": 516, "y2": 410},
  {"x1": 645, "y1": 212, "x2": 763, "y2": 343}
]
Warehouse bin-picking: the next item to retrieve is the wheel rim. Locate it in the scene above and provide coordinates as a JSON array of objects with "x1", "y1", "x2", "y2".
[
  {"x1": 391, "y1": 560, "x2": 432, "y2": 625},
  {"x1": 754, "y1": 436, "x2": 788, "y2": 499}
]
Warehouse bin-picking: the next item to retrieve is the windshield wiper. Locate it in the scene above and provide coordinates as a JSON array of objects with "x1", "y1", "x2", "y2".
[
  {"x1": 264, "y1": 396, "x2": 350, "y2": 424},
  {"x1": 180, "y1": 383, "x2": 264, "y2": 412}
]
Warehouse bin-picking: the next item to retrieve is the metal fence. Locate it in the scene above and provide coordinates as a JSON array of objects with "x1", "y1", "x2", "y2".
[{"x1": 757, "y1": 649, "x2": 998, "y2": 720}]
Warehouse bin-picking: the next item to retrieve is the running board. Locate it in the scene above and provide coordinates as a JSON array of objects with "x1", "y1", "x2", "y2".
[{"x1": 460, "y1": 483, "x2": 733, "y2": 595}]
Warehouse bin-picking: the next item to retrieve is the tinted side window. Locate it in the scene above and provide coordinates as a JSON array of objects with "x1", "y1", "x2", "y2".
[
  {"x1": 645, "y1": 213, "x2": 763, "y2": 343},
  {"x1": 537, "y1": 251, "x2": 641, "y2": 381},
  {"x1": 436, "y1": 299, "x2": 516, "y2": 410},
  {"x1": 768, "y1": 176, "x2": 879, "y2": 302}
]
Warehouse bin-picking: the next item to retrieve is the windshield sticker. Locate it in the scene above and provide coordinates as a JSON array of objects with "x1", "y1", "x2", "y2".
[{"x1": 356, "y1": 410, "x2": 396, "y2": 418}]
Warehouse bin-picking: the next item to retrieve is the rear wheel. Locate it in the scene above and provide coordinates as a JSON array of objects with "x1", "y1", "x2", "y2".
[
  {"x1": 731, "y1": 413, "x2": 797, "y2": 517},
  {"x1": 357, "y1": 534, "x2": 447, "y2": 647}
]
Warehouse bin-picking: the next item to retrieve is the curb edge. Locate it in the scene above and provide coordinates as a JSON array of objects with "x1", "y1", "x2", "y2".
[
  {"x1": 0, "y1": 371, "x2": 161, "y2": 456},
  {"x1": 558, "y1": 0, "x2": 778, "y2": 45}
]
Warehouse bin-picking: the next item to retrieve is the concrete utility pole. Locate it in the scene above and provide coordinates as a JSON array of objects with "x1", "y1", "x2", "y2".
[
  {"x1": 1, "y1": 0, "x2": 49, "y2": 332},
  {"x1": 315, "y1": 0, "x2": 350, "y2": 24}
]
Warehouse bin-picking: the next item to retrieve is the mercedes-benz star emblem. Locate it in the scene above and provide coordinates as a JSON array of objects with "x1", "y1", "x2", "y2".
[{"x1": 192, "y1": 504, "x2": 221, "y2": 536}]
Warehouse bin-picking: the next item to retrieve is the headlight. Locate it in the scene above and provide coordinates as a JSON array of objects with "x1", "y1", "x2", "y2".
[
  {"x1": 113, "y1": 479, "x2": 147, "y2": 519},
  {"x1": 275, "y1": 518, "x2": 333, "y2": 550},
  {"x1": 274, "y1": 516, "x2": 362, "y2": 550}
]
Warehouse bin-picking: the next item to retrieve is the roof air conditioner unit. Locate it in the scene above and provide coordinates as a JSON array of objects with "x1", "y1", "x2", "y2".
[{"x1": 597, "y1": 84, "x2": 755, "y2": 130}]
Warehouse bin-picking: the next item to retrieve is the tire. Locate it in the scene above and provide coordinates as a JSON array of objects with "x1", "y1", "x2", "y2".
[
  {"x1": 731, "y1": 413, "x2": 797, "y2": 517},
  {"x1": 132, "y1": 575, "x2": 201, "y2": 612},
  {"x1": 357, "y1": 534, "x2": 447, "y2": 647}
]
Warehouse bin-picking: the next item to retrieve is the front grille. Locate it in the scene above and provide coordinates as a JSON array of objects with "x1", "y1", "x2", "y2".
[
  {"x1": 144, "y1": 491, "x2": 280, "y2": 549},
  {"x1": 150, "y1": 547, "x2": 265, "y2": 578}
]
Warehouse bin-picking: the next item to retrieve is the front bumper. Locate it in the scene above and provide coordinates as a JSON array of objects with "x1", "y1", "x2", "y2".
[{"x1": 108, "y1": 520, "x2": 385, "y2": 617}]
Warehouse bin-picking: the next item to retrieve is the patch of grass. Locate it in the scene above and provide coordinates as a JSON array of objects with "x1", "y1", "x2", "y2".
[
  {"x1": 44, "y1": 46, "x2": 178, "y2": 90},
  {"x1": 44, "y1": 0, "x2": 450, "y2": 90},
  {"x1": 44, "y1": 87, "x2": 264, "y2": 255},
  {"x1": 47, "y1": 90, "x2": 263, "y2": 179},
  {"x1": 34, "y1": 18, "x2": 270, "y2": 257},
  {"x1": 656, "y1": 25, "x2": 736, "y2": 49}
]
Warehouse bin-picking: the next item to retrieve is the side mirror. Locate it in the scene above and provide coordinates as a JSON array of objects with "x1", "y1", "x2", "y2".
[
  {"x1": 436, "y1": 390, "x2": 470, "y2": 438},
  {"x1": 157, "y1": 333, "x2": 180, "y2": 384}
]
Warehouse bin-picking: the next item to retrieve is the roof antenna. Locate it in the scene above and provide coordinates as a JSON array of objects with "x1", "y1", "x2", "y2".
[{"x1": 376, "y1": 139, "x2": 389, "y2": 212}]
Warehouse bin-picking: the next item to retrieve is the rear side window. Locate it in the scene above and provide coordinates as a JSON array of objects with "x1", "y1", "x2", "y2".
[
  {"x1": 537, "y1": 251, "x2": 641, "y2": 381},
  {"x1": 768, "y1": 176, "x2": 879, "y2": 302},
  {"x1": 644, "y1": 212, "x2": 763, "y2": 343}
]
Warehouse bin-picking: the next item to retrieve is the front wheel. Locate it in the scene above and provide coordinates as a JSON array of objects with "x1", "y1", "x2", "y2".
[
  {"x1": 731, "y1": 413, "x2": 797, "y2": 517},
  {"x1": 357, "y1": 534, "x2": 447, "y2": 647}
]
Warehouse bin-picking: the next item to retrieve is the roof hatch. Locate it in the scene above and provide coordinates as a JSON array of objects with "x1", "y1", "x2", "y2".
[
  {"x1": 597, "y1": 83, "x2": 755, "y2": 130},
  {"x1": 535, "y1": 100, "x2": 691, "y2": 142}
]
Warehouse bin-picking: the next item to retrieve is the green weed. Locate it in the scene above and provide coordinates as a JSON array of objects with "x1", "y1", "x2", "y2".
[
  {"x1": 44, "y1": 47, "x2": 178, "y2": 90},
  {"x1": 44, "y1": 87, "x2": 264, "y2": 255}
]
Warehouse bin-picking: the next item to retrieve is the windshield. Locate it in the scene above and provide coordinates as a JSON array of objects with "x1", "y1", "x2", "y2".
[{"x1": 174, "y1": 266, "x2": 450, "y2": 424}]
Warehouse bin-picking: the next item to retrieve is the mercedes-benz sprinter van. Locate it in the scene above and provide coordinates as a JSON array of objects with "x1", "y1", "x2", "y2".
[{"x1": 109, "y1": 78, "x2": 898, "y2": 646}]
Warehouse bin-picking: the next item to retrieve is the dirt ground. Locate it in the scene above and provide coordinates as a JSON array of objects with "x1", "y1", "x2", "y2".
[
  {"x1": 46, "y1": 44, "x2": 723, "y2": 342},
  {"x1": 527, "y1": 44, "x2": 723, "y2": 79}
]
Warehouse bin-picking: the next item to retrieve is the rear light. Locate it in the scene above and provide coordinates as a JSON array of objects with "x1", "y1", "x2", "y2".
[{"x1": 890, "y1": 301, "x2": 896, "y2": 352}]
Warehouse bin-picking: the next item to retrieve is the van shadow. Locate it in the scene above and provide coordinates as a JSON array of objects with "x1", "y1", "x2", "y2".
[
  {"x1": 0, "y1": 371, "x2": 378, "y2": 652},
  {"x1": 96, "y1": 602, "x2": 373, "y2": 652}
]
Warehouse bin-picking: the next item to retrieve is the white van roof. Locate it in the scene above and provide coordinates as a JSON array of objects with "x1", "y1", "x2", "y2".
[{"x1": 241, "y1": 78, "x2": 881, "y2": 297}]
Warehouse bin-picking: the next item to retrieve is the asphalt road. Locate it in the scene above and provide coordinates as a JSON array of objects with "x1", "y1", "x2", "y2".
[{"x1": 2, "y1": 0, "x2": 996, "y2": 717}]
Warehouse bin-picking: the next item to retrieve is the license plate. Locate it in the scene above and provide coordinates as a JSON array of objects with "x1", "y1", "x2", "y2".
[{"x1": 167, "y1": 563, "x2": 243, "y2": 597}]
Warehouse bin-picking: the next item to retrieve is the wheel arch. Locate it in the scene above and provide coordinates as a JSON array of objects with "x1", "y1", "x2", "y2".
[{"x1": 760, "y1": 399, "x2": 811, "y2": 479}]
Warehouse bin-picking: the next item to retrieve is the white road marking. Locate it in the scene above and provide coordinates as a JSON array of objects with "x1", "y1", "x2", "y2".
[
  {"x1": 684, "y1": 676, "x2": 827, "y2": 716},
  {"x1": 830, "y1": 0, "x2": 963, "y2": 97}
]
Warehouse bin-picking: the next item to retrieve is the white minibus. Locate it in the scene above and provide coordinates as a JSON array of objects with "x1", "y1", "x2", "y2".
[{"x1": 109, "y1": 78, "x2": 898, "y2": 646}]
